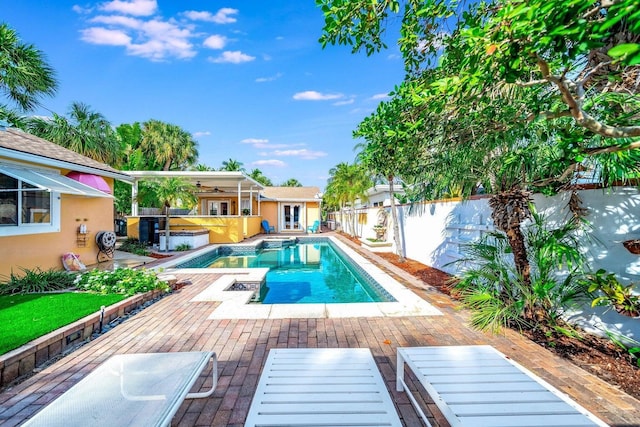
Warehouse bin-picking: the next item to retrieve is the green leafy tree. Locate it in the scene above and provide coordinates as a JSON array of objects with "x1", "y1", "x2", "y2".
[
  {"x1": 0, "y1": 23, "x2": 57, "y2": 112},
  {"x1": 355, "y1": 97, "x2": 427, "y2": 261},
  {"x1": 141, "y1": 119, "x2": 199, "y2": 171},
  {"x1": 137, "y1": 177, "x2": 197, "y2": 252},
  {"x1": 319, "y1": 0, "x2": 640, "y2": 292},
  {"x1": 220, "y1": 158, "x2": 245, "y2": 172},
  {"x1": 249, "y1": 168, "x2": 273, "y2": 186},
  {"x1": 281, "y1": 178, "x2": 303, "y2": 187},
  {"x1": 25, "y1": 102, "x2": 121, "y2": 165},
  {"x1": 319, "y1": 0, "x2": 640, "y2": 152}
]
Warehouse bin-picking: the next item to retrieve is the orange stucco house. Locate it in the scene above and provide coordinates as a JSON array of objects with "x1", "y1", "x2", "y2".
[
  {"x1": 0, "y1": 126, "x2": 132, "y2": 277},
  {"x1": 259, "y1": 186, "x2": 322, "y2": 234}
]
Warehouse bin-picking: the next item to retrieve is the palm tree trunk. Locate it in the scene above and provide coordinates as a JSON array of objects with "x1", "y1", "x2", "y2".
[
  {"x1": 488, "y1": 190, "x2": 532, "y2": 290},
  {"x1": 388, "y1": 176, "x2": 405, "y2": 262}
]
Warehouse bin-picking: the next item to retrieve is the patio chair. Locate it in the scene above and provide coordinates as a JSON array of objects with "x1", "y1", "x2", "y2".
[
  {"x1": 245, "y1": 348, "x2": 402, "y2": 426},
  {"x1": 261, "y1": 220, "x2": 275, "y2": 234},
  {"x1": 396, "y1": 345, "x2": 608, "y2": 427},
  {"x1": 306, "y1": 220, "x2": 320, "y2": 234},
  {"x1": 22, "y1": 351, "x2": 217, "y2": 427}
]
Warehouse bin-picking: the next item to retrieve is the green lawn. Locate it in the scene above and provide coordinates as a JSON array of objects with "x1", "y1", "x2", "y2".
[{"x1": 0, "y1": 293, "x2": 126, "y2": 355}]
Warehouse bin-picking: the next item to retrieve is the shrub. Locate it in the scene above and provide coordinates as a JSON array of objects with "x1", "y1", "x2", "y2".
[
  {"x1": 0, "y1": 267, "x2": 77, "y2": 295},
  {"x1": 451, "y1": 210, "x2": 589, "y2": 332},
  {"x1": 118, "y1": 238, "x2": 150, "y2": 256},
  {"x1": 75, "y1": 268, "x2": 170, "y2": 297},
  {"x1": 582, "y1": 269, "x2": 640, "y2": 317},
  {"x1": 175, "y1": 243, "x2": 191, "y2": 251}
]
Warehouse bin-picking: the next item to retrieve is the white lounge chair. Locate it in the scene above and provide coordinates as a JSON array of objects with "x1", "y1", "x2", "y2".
[
  {"x1": 245, "y1": 348, "x2": 402, "y2": 426},
  {"x1": 23, "y1": 351, "x2": 217, "y2": 427},
  {"x1": 396, "y1": 345, "x2": 609, "y2": 427}
]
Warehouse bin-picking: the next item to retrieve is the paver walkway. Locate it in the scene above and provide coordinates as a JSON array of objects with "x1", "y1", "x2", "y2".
[{"x1": 1, "y1": 234, "x2": 639, "y2": 426}]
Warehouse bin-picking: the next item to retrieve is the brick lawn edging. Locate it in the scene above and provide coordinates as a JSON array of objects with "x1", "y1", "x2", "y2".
[{"x1": 0, "y1": 278, "x2": 179, "y2": 389}]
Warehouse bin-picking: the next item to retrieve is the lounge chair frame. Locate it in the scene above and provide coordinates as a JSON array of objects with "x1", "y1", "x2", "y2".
[
  {"x1": 245, "y1": 348, "x2": 402, "y2": 426},
  {"x1": 22, "y1": 351, "x2": 217, "y2": 427},
  {"x1": 397, "y1": 345, "x2": 609, "y2": 427}
]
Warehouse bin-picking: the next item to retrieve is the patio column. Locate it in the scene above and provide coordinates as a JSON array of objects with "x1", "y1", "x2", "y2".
[
  {"x1": 237, "y1": 181, "x2": 241, "y2": 216},
  {"x1": 131, "y1": 179, "x2": 139, "y2": 216},
  {"x1": 249, "y1": 186, "x2": 253, "y2": 215}
]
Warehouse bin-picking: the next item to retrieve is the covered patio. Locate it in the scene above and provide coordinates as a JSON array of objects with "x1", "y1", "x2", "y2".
[{"x1": 126, "y1": 171, "x2": 266, "y2": 246}]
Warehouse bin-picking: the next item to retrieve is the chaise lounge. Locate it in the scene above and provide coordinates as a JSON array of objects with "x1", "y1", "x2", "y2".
[
  {"x1": 396, "y1": 345, "x2": 609, "y2": 427},
  {"x1": 22, "y1": 351, "x2": 217, "y2": 427},
  {"x1": 245, "y1": 348, "x2": 402, "y2": 426}
]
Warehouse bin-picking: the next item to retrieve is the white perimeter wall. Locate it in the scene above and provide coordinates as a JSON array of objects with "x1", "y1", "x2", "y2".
[{"x1": 331, "y1": 187, "x2": 640, "y2": 342}]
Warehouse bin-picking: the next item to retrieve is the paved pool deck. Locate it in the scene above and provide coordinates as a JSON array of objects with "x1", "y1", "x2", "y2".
[{"x1": 1, "y1": 232, "x2": 638, "y2": 426}]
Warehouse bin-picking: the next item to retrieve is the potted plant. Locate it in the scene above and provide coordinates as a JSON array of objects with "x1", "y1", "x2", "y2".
[{"x1": 372, "y1": 224, "x2": 386, "y2": 240}]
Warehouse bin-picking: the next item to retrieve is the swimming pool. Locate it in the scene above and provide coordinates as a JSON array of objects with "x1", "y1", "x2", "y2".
[{"x1": 174, "y1": 238, "x2": 395, "y2": 304}]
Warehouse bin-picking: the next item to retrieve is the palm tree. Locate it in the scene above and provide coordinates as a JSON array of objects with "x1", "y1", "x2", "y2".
[
  {"x1": 220, "y1": 158, "x2": 245, "y2": 172},
  {"x1": 248, "y1": 168, "x2": 273, "y2": 186},
  {"x1": 138, "y1": 177, "x2": 197, "y2": 252},
  {"x1": 0, "y1": 23, "x2": 57, "y2": 111},
  {"x1": 25, "y1": 102, "x2": 121, "y2": 165},
  {"x1": 191, "y1": 163, "x2": 216, "y2": 171},
  {"x1": 325, "y1": 162, "x2": 371, "y2": 237},
  {"x1": 141, "y1": 120, "x2": 199, "y2": 171},
  {"x1": 281, "y1": 178, "x2": 303, "y2": 187}
]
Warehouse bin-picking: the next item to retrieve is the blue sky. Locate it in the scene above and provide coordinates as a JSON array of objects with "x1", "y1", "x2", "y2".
[{"x1": 4, "y1": 0, "x2": 405, "y2": 189}]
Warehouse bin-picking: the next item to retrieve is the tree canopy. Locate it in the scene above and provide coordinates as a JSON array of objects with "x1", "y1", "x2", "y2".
[
  {"x1": 140, "y1": 119, "x2": 199, "y2": 171},
  {"x1": 26, "y1": 102, "x2": 120, "y2": 165},
  {"x1": 319, "y1": 0, "x2": 640, "y2": 193},
  {"x1": 0, "y1": 23, "x2": 57, "y2": 112}
]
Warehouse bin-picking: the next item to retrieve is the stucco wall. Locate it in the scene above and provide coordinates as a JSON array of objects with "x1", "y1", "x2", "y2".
[
  {"x1": 260, "y1": 202, "x2": 279, "y2": 231},
  {"x1": 1, "y1": 194, "x2": 114, "y2": 276},
  {"x1": 337, "y1": 187, "x2": 640, "y2": 342}
]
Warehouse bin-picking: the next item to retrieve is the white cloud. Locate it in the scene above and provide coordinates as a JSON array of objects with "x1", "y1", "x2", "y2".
[
  {"x1": 211, "y1": 8, "x2": 239, "y2": 24},
  {"x1": 80, "y1": 27, "x2": 131, "y2": 46},
  {"x1": 99, "y1": 0, "x2": 157, "y2": 16},
  {"x1": 255, "y1": 73, "x2": 282, "y2": 83},
  {"x1": 77, "y1": 4, "x2": 240, "y2": 61},
  {"x1": 72, "y1": 5, "x2": 93, "y2": 14},
  {"x1": 333, "y1": 98, "x2": 355, "y2": 106},
  {"x1": 209, "y1": 50, "x2": 255, "y2": 64},
  {"x1": 184, "y1": 8, "x2": 238, "y2": 24},
  {"x1": 370, "y1": 93, "x2": 390, "y2": 100},
  {"x1": 193, "y1": 131, "x2": 211, "y2": 137},
  {"x1": 273, "y1": 149, "x2": 327, "y2": 160},
  {"x1": 253, "y1": 159, "x2": 286, "y2": 167},
  {"x1": 203, "y1": 34, "x2": 226, "y2": 49},
  {"x1": 81, "y1": 17, "x2": 197, "y2": 60},
  {"x1": 293, "y1": 91, "x2": 343, "y2": 101},
  {"x1": 242, "y1": 138, "x2": 270, "y2": 148},
  {"x1": 91, "y1": 15, "x2": 143, "y2": 29}
]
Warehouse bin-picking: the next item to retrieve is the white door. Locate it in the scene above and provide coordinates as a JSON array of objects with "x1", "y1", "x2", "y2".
[{"x1": 282, "y1": 204, "x2": 302, "y2": 230}]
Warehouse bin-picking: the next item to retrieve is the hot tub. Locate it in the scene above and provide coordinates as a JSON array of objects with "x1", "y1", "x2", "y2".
[{"x1": 159, "y1": 229, "x2": 209, "y2": 251}]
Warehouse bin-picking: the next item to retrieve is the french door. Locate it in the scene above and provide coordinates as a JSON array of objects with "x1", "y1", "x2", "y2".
[{"x1": 282, "y1": 204, "x2": 302, "y2": 230}]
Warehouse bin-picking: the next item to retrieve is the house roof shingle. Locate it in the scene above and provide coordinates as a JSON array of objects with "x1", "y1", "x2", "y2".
[
  {"x1": 261, "y1": 186, "x2": 321, "y2": 201},
  {"x1": 0, "y1": 127, "x2": 129, "y2": 180}
]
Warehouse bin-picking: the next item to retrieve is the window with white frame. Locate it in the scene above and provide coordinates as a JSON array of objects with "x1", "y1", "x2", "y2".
[
  {"x1": 0, "y1": 172, "x2": 56, "y2": 235},
  {"x1": 241, "y1": 198, "x2": 251, "y2": 214}
]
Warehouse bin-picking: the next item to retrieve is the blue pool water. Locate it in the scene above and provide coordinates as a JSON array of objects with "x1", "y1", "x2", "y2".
[{"x1": 176, "y1": 240, "x2": 394, "y2": 304}]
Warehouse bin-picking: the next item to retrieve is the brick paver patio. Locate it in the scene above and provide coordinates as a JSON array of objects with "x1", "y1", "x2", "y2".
[{"x1": 1, "y1": 234, "x2": 639, "y2": 426}]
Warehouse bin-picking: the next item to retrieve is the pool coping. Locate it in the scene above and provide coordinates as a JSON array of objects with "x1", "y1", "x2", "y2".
[{"x1": 152, "y1": 236, "x2": 443, "y2": 319}]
